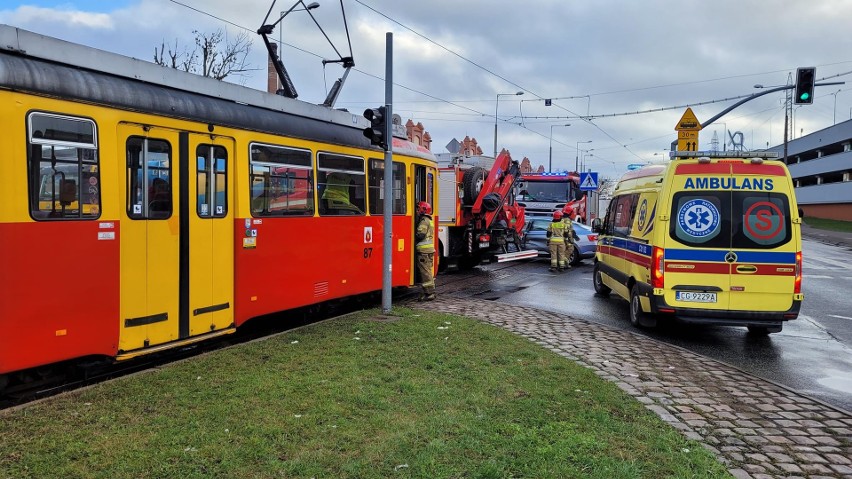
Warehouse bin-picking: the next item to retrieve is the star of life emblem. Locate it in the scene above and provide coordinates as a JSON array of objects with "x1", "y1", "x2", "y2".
[{"x1": 677, "y1": 199, "x2": 720, "y2": 238}]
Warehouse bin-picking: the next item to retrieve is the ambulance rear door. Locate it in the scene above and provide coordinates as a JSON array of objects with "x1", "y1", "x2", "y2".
[
  {"x1": 665, "y1": 162, "x2": 734, "y2": 312},
  {"x1": 727, "y1": 162, "x2": 797, "y2": 312}
]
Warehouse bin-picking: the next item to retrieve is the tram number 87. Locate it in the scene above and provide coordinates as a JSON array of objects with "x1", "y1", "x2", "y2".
[{"x1": 363, "y1": 247, "x2": 373, "y2": 259}]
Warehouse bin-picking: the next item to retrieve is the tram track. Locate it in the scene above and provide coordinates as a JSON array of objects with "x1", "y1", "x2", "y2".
[
  {"x1": 1, "y1": 264, "x2": 529, "y2": 411},
  {"x1": 0, "y1": 293, "x2": 386, "y2": 411}
]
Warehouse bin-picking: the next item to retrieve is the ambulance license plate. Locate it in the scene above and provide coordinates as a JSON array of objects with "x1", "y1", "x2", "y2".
[{"x1": 675, "y1": 291, "x2": 717, "y2": 303}]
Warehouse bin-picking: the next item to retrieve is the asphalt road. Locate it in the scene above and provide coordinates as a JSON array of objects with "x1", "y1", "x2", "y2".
[{"x1": 438, "y1": 237, "x2": 852, "y2": 412}]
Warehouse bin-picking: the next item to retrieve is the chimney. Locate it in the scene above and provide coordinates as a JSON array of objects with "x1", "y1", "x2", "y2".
[{"x1": 267, "y1": 43, "x2": 280, "y2": 94}]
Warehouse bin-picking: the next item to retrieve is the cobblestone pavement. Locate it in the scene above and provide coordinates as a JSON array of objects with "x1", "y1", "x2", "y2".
[{"x1": 409, "y1": 296, "x2": 852, "y2": 479}]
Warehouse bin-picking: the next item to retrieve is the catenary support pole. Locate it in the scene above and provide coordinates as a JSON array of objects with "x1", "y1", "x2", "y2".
[{"x1": 382, "y1": 32, "x2": 393, "y2": 313}]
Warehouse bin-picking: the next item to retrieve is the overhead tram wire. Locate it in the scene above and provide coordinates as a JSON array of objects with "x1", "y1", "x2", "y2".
[
  {"x1": 160, "y1": 0, "x2": 666, "y2": 155},
  {"x1": 168, "y1": 1, "x2": 849, "y2": 161},
  {"x1": 165, "y1": 0, "x2": 495, "y2": 119}
]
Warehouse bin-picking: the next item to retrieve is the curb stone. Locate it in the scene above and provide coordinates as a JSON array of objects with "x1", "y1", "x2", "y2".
[{"x1": 410, "y1": 296, "x2": 852, "y2": 479}]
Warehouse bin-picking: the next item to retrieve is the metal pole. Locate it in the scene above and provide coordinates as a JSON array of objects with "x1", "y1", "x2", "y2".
[
  {"x1": 493, "y1": 94, "x2": 499, "y2": 158},
  {"x1": 784, "y1": 76, "x2": 790, "y2": 164},
  {"x1": 381, "y1": 32, "x2": 393, "y2": 313},
  {"x1": 548, "y1": 132, "x2": 553, "y2": 172},
  {"x1": 575, "y1": 141, "x2": 579, "y2": 173}
]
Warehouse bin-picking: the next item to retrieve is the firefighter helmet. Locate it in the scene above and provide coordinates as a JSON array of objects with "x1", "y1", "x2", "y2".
[
  {"x1": 417, "y1": 201, "x2": 432, "y2": 215},
  {"x1": 553, "y1": 210, "x2": 563, "y2": 220}
]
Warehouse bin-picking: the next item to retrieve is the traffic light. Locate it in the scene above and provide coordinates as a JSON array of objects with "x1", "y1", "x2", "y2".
[
  {"x1": 794, "y1": 67, "x2": 816, "y2": 105},
  {"x1": 363, "y1": 107, "x2": 387, "y2": 150}
]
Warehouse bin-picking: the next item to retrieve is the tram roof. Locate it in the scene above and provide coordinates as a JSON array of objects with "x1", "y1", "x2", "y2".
[{"x1": 0, "y1": 24, "x2": 366, "y2": 131}]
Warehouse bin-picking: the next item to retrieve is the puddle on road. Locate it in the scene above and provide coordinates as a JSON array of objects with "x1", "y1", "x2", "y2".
[
  {"x1": 816, "y1": 368, "x2": 852, "y2": 395},
  {"x1": 471, "y1": 285, "x2": 528, "y2": 301}
]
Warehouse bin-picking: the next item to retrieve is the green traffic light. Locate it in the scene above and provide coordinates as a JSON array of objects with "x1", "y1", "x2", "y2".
[{"x1": 799, "y1": 92, "x2": 811, "y2": 101}]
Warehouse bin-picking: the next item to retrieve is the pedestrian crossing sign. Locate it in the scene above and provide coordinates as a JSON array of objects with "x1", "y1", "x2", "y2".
[{"x1": 579, "y1": 172, "x2": 599, "y2": 191}]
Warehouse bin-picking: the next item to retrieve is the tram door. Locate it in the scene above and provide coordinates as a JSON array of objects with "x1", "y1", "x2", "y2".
[
  {"x1": 119, "y1": 124, "x2": 181, "y2": 351},
  {"x1": 413, "y1": 165, "x2": 436, "y2": 279},
  {"x1": 187, "y1": 134, "x2": 234, "y2": 336},
  {"x1": 118, "y1": 125, "x2": 235, "y2": 353}
]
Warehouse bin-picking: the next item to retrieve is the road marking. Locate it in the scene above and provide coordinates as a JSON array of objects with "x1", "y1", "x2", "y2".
[
  {"x1": 804, "y1": 255, "x2": 852, "y2": 271},
  {"x1": 805, "y1": 275, "x2": 834, "y2": 279},
  {"x1": 828, "y1": 314, "x2": 852, "y2": 321}
]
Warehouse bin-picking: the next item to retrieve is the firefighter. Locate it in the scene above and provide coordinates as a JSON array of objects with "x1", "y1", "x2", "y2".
[
  {"x1": 561, "y1": 211, "x2": 576, "y2": 269},
  {"x1": 415, "y1": 201, "x2": 436, "y2": 301},
  {"x1": 321, "y1": 172, "x2": 362, "y2": 214},
  {"x1": 546, "y1": 210, "x2": 569, "y2": 272}
]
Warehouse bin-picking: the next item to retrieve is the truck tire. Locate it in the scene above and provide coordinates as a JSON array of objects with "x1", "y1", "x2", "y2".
[
  {"x1": 462, "y1": 167, "x2": 487, "y2": 206},
  {"x1": 458, "y1": 254, "x2": 481, "y2": 271},
  {"x1": 481, "y1": 193, "x2": 501, "y2": 212}
]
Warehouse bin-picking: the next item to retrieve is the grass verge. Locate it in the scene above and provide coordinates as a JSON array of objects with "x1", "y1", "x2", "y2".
[
  {"x1": 804, "y1": 216, "x2": 852, "y2": 232},
  {"x1": 0, "y1": 308, "x2": 729, "y2": 479}
]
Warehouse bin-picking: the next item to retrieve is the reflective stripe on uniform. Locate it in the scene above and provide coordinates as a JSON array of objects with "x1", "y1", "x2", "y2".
[
  {"x1": 548, "y1": 221, "x2": 566, "y2": 243},
  {"x1": 416, "y1": 216, "x2": 434, "y2": 251}
]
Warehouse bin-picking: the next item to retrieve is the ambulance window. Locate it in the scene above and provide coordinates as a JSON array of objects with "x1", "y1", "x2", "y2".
[
  {"x1": 731, "y1": 192, "x2": 791, "y2": 249},
  {"x1": 670, "y1": 192, "x2": 727, "y2": 248},
  {"x1": 612, "y1": 194, "x2": 637, "y2": 238}
]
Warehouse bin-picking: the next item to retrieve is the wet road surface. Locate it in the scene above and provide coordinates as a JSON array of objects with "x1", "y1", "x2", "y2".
[{"x1": 438, "y1": 237, "x2": 852, "y2": 412}]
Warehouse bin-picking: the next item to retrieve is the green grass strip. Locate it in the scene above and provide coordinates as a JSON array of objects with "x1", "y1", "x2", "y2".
[
  {"x1": 804, "y1": 216, "x2": 852, "y2": 232},
  {"x1": 0, "y1": 308, "x2": 730, "y2": 479}
]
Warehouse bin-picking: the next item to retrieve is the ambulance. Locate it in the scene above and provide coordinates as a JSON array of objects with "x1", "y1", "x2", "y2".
[{"x1": 591, "y1": 151, "x2": 803, "y2": 334}]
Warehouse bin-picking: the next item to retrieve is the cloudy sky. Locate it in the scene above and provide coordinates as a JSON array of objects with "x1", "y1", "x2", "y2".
[{"x1": 3, "y1": 0, "x2": 852, "y2": 179}]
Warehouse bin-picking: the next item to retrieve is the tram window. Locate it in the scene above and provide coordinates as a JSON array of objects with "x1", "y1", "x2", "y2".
[
  {"x1": 249, "y1": 142, "x2": 313, "y2": 216},
  {"x1": 368, "y1": 159, "x2": 406, "y2": 215},
  {"x1": 317, "y1": 153, "x2": 365, "y2": 216},
  {"x1": 27, "y1": 112, "x2": 100, "y2": 220},
  {"x1": 427, "y1": 171, "x2": 434, "y2": 208},
  {"x1": 197, "y1": 144, "x2": 228, "y2": 218},
  {"x1": 126, "y1": 137, "x2": 172, "y2": 220}
]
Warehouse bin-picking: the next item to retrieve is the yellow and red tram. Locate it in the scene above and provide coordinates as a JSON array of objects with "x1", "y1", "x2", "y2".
[{"x1": 0, "y1": 26, "x2": 437, "y2": 384}]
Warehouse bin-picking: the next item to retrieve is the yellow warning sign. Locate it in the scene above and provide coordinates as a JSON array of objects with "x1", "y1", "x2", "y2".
[
  {"x1": 677, "y1": 130, "x2": 698, "y2": 152},
  {"x1": 675, "y1": 107, "x2": 702, "y2": 131}
]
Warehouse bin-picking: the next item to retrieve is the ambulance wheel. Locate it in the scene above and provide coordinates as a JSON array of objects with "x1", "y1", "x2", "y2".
[
  {"x1": 748, "y1": 325, "x2": 782, "y2": 335},
  {"x1": 593, "y1": 262, "x2": 610, "y2": 296},
  {"x1": 629, "y1": 284, "x2": 648, "y2": 327}
]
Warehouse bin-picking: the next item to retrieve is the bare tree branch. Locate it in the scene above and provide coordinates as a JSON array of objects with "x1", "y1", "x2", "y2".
[{"x1": 153, "y1": 29, "x2": 253, "y2": 81}]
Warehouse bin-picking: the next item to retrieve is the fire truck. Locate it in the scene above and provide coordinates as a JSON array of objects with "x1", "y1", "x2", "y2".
[
  {"x1": 517, "y1": 172, "x2": 587, "y2": 222},
  {"x1": 436, "y1": 150, "x2": 538, "y2": 270}
]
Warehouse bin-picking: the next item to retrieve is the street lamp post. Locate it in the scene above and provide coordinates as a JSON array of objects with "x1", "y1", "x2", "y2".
[
  {"x1": 575, "y1": 140, "x2": 592, "y2": 173},
  {"x1": 494, "y1": 91, "x2": 524, "y2": 157},
  {"x1": 580, "y1": 149, "x2": 594, "y2": 171},
  {"x1": 830, "y1": 89, "x2": 842, "y2": 125},
  {"x1": 549, "y1": 124, "x2": 570, "y2": 172}
]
